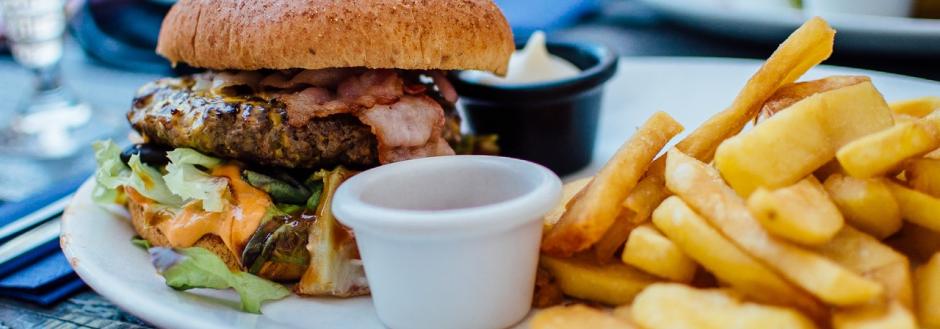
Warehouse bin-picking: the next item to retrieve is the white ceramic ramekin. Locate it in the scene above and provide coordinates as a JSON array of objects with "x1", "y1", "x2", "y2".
[{"x1": 332, "y1": 155, "x2": 562, "y2": 329}]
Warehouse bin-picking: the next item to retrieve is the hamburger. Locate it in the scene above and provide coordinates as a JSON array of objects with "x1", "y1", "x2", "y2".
[{"x1": 93, "y1": 0, "x2": 513, "y2": 301}]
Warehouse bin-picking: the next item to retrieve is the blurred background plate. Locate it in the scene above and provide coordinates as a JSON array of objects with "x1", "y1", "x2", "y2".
[
  {"x1": 61, "y1": 56, "x2": 940, "y2": 329},
  {"x1": 639, "y1": 0, "x2": 940, "y2": 56}
]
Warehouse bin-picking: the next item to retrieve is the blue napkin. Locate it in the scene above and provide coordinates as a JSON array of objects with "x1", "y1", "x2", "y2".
[
  {"x1": 0, "y1": 237, "x2": 61, "y2": 278},
  {"x1": 0, "y1": 173, "x2": 91, "y2": 305},
  {"x1": 495, "y1": 0, "x2": 600, "y2": 36},
  {"x1": 0, "y1": 172, "x2": 89, "y2": 234},
  {"x1": 0, "y1": 241, "x2": 86, "y2": 305}
]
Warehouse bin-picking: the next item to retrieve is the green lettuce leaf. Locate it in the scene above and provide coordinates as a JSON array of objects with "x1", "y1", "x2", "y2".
[
  {"x1": 131, "y1": 236, "x2": 152, "y2": 250},
  {"x1": 92, "y1": 140, "x2": 130, "y2": 204},
  {"x1": 150, "y1": 247, "x2": 290, "y2": 313},
  {"x1": 164, "y1": 148, "x2": 228, "y2": 212},
  {"x1": 91, "y1": 140, "x2": 181, "y2": 206},
  {"x1": 128, "y1": 154, "x2": 183, "y2": 206}
]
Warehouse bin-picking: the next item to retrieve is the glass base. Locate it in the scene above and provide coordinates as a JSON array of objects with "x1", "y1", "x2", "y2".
[
  {"x1": 0, "y1": 87, "x2": 115, "y2": 159},
  {"x1": 0, "y1": 157, "x2": 52, "y2": 201}
]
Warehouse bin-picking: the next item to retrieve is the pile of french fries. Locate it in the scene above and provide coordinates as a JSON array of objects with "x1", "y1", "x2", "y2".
[{"x1": 533, "y1": 17, "x2": 940, "y2": 329}]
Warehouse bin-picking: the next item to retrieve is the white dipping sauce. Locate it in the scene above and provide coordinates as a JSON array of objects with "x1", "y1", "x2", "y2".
[{"x1": 463, "y1": 31, "x2": 581, "y2": 85}]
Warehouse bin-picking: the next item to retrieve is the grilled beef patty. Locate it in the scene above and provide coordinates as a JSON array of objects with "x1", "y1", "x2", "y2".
[
  {"x1": 129, "y1": 78, "x2": 381, "y2": 169},
  {"x1": 128, "y1": 72, "x2": 460, "y2": 169}
]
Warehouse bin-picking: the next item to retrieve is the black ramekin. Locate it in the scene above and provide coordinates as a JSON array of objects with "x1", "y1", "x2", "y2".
[{"x1": 451, "y1": 41, "x2": 618, "y2": 176}]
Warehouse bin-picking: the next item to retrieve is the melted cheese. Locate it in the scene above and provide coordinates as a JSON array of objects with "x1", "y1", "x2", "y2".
[{"x1": 152, "y1": 164, "x2": 271, "y2": 261}]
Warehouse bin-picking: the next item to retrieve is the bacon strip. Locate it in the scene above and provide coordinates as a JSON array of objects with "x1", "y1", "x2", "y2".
[{"x1": 217, "y1": 68, "x2": 456, "y2": 163}]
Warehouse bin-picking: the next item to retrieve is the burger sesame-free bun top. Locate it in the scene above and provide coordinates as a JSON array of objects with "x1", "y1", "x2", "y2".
[{"x1": 157, "y1": 0, "x2": 515, "y2": 75}]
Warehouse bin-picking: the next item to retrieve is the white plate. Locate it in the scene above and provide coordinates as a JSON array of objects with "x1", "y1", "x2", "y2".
[
  {"x1": 639, "y1": 0, "x2": 940, "y2": 56},
  {"x1": 61, "y1": 57, "x2": 940, "y2": 329}
]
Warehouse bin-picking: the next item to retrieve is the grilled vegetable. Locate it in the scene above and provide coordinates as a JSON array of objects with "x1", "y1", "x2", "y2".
[
  {"x1": 242, "y1": 213, "x2": 315, "y2": 280},
  {"x1": 243, "y1": 169, "x2": 311, "y2": 204}
]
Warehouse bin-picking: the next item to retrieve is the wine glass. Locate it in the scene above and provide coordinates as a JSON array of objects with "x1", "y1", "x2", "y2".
[
  {"x1": 0, "y1": 0, "x2": 114, "y2": 201},
  {"x1": 0, "y1": 0, "x2": 97, "y2": 159}
]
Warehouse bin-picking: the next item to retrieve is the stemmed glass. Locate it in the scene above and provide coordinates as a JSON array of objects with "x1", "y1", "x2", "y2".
[
  {"x1": 0, "y1": 0, "x2": 109, "y2": 200},
  {"x1": 1, "y1": 0, "x2": 94, "y2": 158}
]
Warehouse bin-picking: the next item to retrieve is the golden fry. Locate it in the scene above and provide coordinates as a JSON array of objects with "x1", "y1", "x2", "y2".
[
  {"x1": 886, "y1": 223, "x2": 940, "y2": 263},
  {"x1": 832, "y1": 301, "x2": 917, "y2": 329},
  {"x1": 591, "y1": 212, "x2": 639, "y2": 263},
  {"x1": 748, "y1": 176, "x2": 844, "y2": 246},
  {"x1": 715, "y1": 81, "x2": 894, "y2": 196},
  {"x1": 592, "y1": 175, "x2": 670, "y2": 262},
  {"x1": 620, "y1": 224, "x2": 697, "y2": 283},
  {"x1": 927, "y1": 148, "x2": 940, "y2": 159},
  {"x1": 814, "y1": 227, "x2": 913, "y2": 309},
  {"x1": 544, "y1": 177, "x2": 592, "y2": 230},
  {"x1": 665, "y1": 149, "x2": 883, "y2": 306},
  {"x1": 760, "y1": 75, "x2": 870, "y2": 118},
  {"x1": 837, "y1": 116, "x2": 940, "y2": 178},
  {"x1": 652, "y1": 196, "x2": 828, "y2": 320},
  {"x1": 886, "y1": 180, "x2": 940, "y2": 232},
  {"x1": 532, "y1": 305, "x2": 637, "y2": 329},
  {"x1": 542, "y1": 112, "x2": 682, "y2": 256},
  {"x1": 598, "y1": 18, "x2": 837, "y2": 246},
  {"x1": 906, "y1": 158, "x2": 940, "y2": 198},
  {"x1": 611, "y1": 305, "x2": 637, "y2": 325},
  {"x1": 632, "y1": 283, "x2": 818, "y2": 329},
  {"x1": 675, "y1": 17, "x2": 835, "y2": 162},
  {"x1": 915, "y1": 253, "x2": 940, "y2": 328},
  {"x1": 823, "y1": 174, "x2": 902, "y2": 239},
  {"x1": 889, "y1": 96, "x2": 940, "y2": 118},
  {"x1": 540, "y1": 255, "x2": 659, "y2": 306}
]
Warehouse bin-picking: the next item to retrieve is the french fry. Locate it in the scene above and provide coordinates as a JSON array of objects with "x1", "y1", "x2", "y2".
[
  {"x1": 814, "y1": 159, "x2": 846, "y2": 181},
  {"x1": 533, "y1": 267, "x2": 564, "y2": 308},
  {"x1": 760, "y1": 75, "x2": 870, "y2": 118},
  {"x1": 652, "y1": 196, "x2": 828, "y2": 319},
  {"x1": 747, "y1": 176, "x2": 844, "y2": 246},
  {"x1": 665, "y1": 149, "x2": 883, "y2": 306},
  {"x1": 531, "y1": 304, "x2": 637, "y2": 329},
  {"x1": 590, "y1": 213, "x2": 639, "y2": 263},
  {"x1": 540, "y1": 255, "x2": 659, "y2": 306},
  {"x1": 814, "y1": 227, "x2": 913, "y2": 309},
  {"x1": 623, "y1": 174, "x2": 670, "y2": 217},
  {"x1": 823, "y1": 174, "x2": 903, "y2": 239},
  {"x1": 893, "y1": 113, "x2": 919, "y2": 124},
  {"x1": 632, "y1": 283, "x2": 818, "y2": 329},
  {"x1": 886, "y1": 180, "x2": 940, "y2": 232},
  {"x1": 906, "y1": 158, "x2": 940, "y2": 198},
  {"x1": 542, "y1": 112, "x2": 683, "y2": 256},
  {"x1": 890, "y1": 96, "x2": 940, "y2": 118},
  {"x1": 885, "y1": 223, "x2": 940, "y2": 263},
  {"x1": 675, "y1": 17, "x2": 835, "y2": 163},
  {"x1": 715, "y1": 81, "x2": 894, "y2": 196},
  {"x1": 620, "y1": 224, "x2": 697, "y2": 283},
  {"x1": 594, "y1": 18, "x2": 837, "y2": 247},
  {"x1": 832, "y1": 301, "x2": 917, "y2": 329},
  {"x1": 592, "y1": 175, "x2": 670, "y2": 262},
  {"x1": 837, "y1": 115, "x2": 940, "y2": 178},
  {"x1": 915, "y1": 252, "x2": 940, "y2": 328},
  {"x1": 611, "y1": 305, "x2": 637, "y2": 325},
  {"x1": 544, "y1": 177, "x2": 592, "y2": 231},
  {"x1": 928, "y1": 148, "x2": 940, "y2": 159}
]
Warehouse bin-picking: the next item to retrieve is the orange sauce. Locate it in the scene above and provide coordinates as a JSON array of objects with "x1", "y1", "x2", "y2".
[{"x1": 150, "y1": 164, "x2": 271, "y2": 261}]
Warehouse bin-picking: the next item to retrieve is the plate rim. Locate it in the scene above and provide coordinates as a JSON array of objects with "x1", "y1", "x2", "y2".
[
  {"x1": 61, "y1": 179, "x2": 245, "y2": 329},
  {"x1": 638, "y1": 0, "x2": 940, "y2": 54}
]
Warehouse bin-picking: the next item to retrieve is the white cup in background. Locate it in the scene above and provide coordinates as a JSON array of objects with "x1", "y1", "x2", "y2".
[{"x1": 804, "y1": 0, "x2": 914, "y2": 17}]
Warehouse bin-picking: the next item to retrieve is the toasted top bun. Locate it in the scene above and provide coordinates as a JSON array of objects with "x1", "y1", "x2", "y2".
[{"x1": 157, "y1": 0, "x2": 514, "y2": 75}]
